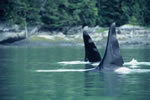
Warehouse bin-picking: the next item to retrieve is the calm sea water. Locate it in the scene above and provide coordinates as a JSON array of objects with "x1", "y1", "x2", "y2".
[{"x1": 0, "y1": 45, "x2": 150, "y2": 100}]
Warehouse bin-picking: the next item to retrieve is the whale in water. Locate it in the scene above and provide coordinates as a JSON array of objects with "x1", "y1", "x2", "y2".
[
  {"x1": 83, "y1": 31, "x2": 101, "y2": 63},
  {"x1": 97, "y1": 22, "x2": 124, "y2": 70},
  {"x1": 83, "y1": 23, "x2": 124, "y2": 71}
]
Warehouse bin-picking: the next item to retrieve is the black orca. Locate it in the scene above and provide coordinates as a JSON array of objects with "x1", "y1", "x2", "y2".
[
  {"x1": 83, "y1": 31, "x2": 101, "y2": 63},
  {"x1": 96, "y1": 23, "x2": 124, "y2": 70}
]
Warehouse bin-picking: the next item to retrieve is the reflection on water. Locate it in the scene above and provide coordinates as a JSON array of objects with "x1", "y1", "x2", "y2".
[{"x1": 0, "y1": 46, "x2": 150, "y2": 100}]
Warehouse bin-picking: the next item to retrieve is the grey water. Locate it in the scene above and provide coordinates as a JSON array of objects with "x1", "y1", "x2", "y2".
[{"x1": 0, "y1": 45, "x2": 150, "y2": 100}]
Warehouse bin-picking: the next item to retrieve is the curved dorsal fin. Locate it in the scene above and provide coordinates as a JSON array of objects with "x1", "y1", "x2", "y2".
[
  {"x1": 83, "y1": 31, "x2": 101, "y2": 62},
  {"x1": 98, "y1": 23, "x2": 124, "y2": 69}
]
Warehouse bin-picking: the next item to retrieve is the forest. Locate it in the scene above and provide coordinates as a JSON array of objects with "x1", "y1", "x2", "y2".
[{"x1": 0, "y1": 0, "x2": 150, "y2": 31}]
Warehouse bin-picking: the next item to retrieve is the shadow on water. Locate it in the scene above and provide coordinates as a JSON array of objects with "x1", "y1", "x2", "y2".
[{"x1": 84, "y1": 64, "x2": 123, "y2": 98}]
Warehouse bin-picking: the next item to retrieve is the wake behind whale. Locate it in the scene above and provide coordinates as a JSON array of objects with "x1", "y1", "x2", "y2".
[
  {"x1": 57, "y1": 59, "x2": 150, "y2": 66},
  {"x1": 36, "y1": 68, "x2": 95, "y2": 72},
  {"x1": 35, "y1": 67, "x2": 150, "y2": 74},
  {"x1": 35, "y1": 58, "x2": 150, "y2": 74}
]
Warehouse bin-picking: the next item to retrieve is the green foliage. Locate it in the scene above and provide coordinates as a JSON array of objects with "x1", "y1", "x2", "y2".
[
  {"x1": 143, "y1": 0, "x2": 150, "y2": 25},
  {"x1": 0, "y1": 0, "x2": 150, "y2": 29},
  {"x1": 0, "y1": 0, "x2": 42, "y2": 26},
  {"x1": 121, "y1": 0, "x2": 146, "y2": 25},
  {"x1": 40, "y1": 0, "x2": 98, "y2": 30},
  {"x1": 97, "y1": 0, "x2": 128, "y2": 27}
]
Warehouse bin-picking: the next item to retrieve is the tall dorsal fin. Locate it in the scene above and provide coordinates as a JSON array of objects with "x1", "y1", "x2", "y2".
[
  {"x1": 98, "y1": 23, "x2": 124, "y2": 69},
  {"x1": 83, "y1": 31, "x2": 101, "y2": 62}
]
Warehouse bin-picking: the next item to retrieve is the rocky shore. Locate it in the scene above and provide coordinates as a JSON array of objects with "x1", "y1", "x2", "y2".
[{"x1": 0, "y1": 23, "x2": 150, "y2": 46}]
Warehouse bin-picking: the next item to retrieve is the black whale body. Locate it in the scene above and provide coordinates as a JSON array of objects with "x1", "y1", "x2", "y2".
[
  {"x1": 83, "y1": 31, "x2": 101, "y2": 63},
  {"x1": 97, "y1": 23, "x2": 124, "y2": 70},
  {"x1": 83, "y1": 23, "x2": 124, "y2": 71}
]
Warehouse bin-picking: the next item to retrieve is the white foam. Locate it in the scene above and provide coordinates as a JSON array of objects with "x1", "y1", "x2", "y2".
[
  {"x1": 57, "y1": 61, "x2": 100, "y2": 67},
  {"x1": 58, "y1": 61, "x2": 90, "y2": 65},
  {"x1": 36, "y1": 68, "x2": 95, "y2": 72},
  {"x1": 35, "y1": 67, "x2": 150, "y2": 74},
  {"x1": 115, "y1": 67, "x2": 150, "y2": 74},
  {"x1": 91, "y1": 62, "x2": 99, "y2": 66},
  {"x1": 115, "y1": 67, "x2": 132, "y2": 74},
  {"x1": 129, "y1": 65, "x2": 140, "y2": 68}
]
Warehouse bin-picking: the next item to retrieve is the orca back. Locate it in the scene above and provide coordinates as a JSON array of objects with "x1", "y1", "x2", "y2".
[
  {"x1": 98, "y1": 23, "x2": 124, "y2": 69},
  {"x1": 83, "y1": 31, "x2": 101, "y2": 62}
]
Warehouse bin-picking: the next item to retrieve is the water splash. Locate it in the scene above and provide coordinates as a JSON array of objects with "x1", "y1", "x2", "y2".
[
  {"x1": 124, "y1": 58, "x2": 150, "y2": 66},
  {"x1": 124, "y1": 58, "x2": 138, "y2": 65}
]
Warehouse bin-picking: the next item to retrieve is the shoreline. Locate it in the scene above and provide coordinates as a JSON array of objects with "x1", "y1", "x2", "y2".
[
  {"x1": 0, "y1": 34, "x2": 150, "y2": 49},
  {"x1": 0, "y1": 24, "x2": 150, "y2": 46}
]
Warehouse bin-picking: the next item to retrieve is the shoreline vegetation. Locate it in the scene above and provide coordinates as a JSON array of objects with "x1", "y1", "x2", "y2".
[{"x1": 0, "y1": 0, "x2": 150, "y2": 46}]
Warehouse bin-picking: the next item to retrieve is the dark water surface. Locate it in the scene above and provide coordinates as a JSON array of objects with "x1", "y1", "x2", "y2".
[{"x1": 0, "y1": 45, "x2": 150, "y2": 100}]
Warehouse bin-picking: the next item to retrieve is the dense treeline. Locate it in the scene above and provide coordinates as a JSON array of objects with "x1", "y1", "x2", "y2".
[{"x1": 0, "y1": 0, "x2": 150, "y2": 30}]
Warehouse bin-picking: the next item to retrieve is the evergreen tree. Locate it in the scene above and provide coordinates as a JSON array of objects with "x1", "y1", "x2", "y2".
[
  {"x1": 97, "y1": 0, "x2": 128, "y2": 27},
  {"x1": 0, "y1": 0, "x2": 42, "y2": 26},
  {"x1": 122, "y1": 0, "x2": 146, "y2": 25},
  {"x1": 40, "y1": 0, "x2": 98, "y2": 30},
  {"x1": 78, "y1": 0, "x2": 98, "y2": 26},
  {"x1": 143, "y1": 0, "x2": 150, "y2": 25},
  {"x1": 0, "y1": 0, "x2": 150, "y2": 30}
]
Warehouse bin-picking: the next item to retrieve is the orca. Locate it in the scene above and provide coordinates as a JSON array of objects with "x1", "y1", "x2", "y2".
[
  {"x1": 96, "y1": 22, "x2": 124, "y2": 70},
  {"x1": 83, "y1": 31, "x2": 101, "y2": 63}
]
